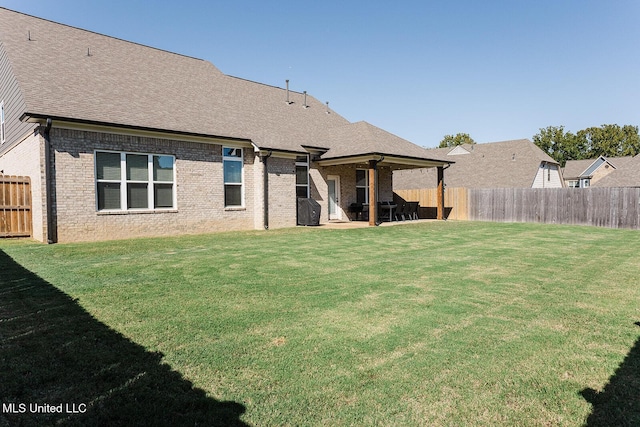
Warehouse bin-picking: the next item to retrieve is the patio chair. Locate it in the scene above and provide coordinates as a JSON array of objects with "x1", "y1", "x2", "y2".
[
  {"x1": 395, "y1": 203, "x2": 408, "y2": 221},
  {"x1": 406, "y1": 202, "x2": 419, "y2": 220}
]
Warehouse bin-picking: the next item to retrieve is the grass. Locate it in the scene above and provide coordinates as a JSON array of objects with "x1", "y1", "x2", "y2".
[{"x1": 1, "y1": 221, "x2": 639, "y2": 426}]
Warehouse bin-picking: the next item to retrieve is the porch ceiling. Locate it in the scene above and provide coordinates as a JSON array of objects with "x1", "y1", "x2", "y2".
[{"x1": 314, "y1": 153, "x2": 453, "y2": 169}]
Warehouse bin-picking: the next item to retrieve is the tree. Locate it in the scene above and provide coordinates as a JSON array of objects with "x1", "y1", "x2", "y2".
[
  {"x1": 439, "y1": 133, "x2": 475, "y2": 148},
  {"x1": 533, "y1": 124, "x2": 640, "y2": 166},
  {"x1": 575, "y1": 124, "x2": 640, "y2": 158},
  {"x1": 532, "y1": 126, "x2": 580, "y2": 167}
]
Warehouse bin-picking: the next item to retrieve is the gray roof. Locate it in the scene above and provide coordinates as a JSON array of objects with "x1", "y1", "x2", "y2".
[
  {"x1": 311, "y1": 121, "x2": 446, "y2": 161},
  {"x1": 563, "y1": 156, "x2": 634, "y2": 180},
  {"x1": 563, "y1": 159, "x2": 598, "y2": 180},
  {"x1": 592, "y1": 155, "x2": 640, "y2": 187},
  {"x1": 0, "y1": 7, "x2": 446, "y2": 165},
  {"x1": 394, "y1": 139, "x2": 558, "y2": 189}
]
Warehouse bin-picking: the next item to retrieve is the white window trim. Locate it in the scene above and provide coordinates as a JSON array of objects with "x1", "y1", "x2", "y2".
[
  {"x1": 296, "y1": 155, "x2": 309, "y2": 198},
  {"x1": 223, "y1": 146, "x2": 244, "y2": 208},
  {"x1": 95, "y1": 150, "x2": 176, "y2": 212}
]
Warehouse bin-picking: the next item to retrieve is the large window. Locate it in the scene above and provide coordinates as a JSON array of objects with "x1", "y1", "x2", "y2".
[
  {"x1": 356, "y1": 169, "x2": 368, "y2": 204},
  {"x1": 223, "y1": 147, "x2": 244, "y2": 207},
  {"x1": 296, "y1": 155, "x2": 309, "y2": 198},
  {"x1": 95, "y1": 151, "x2": 175, "y2": 211}
]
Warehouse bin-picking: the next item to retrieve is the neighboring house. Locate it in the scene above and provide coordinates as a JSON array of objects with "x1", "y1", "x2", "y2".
[
  {"x1": 591, "y1": 155, "x2": 640, "y2": 188},
  {"x1": 0, "y1": 8, "x2": 451, "y2": 243},
  {"x1": 394, "y1": 139, "x2": 564, "y2": 190},
  {"x1": 563, "y1": 156, "x2": 635, "y2": 188}
]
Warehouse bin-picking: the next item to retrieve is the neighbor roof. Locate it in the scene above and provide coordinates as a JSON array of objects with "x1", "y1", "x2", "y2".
[
  {"x1": 0, "y1": 7, "x2": 447, "y2": 166},
  {"x1": 563, "y1": 156, "x2": 634, "y2": 180},
  {"x1": 394, "y1": 139, "x2": 558, "y2": 189},
  {"x1": 591, "y1": 155, "x2": 640, "y2": 187}
]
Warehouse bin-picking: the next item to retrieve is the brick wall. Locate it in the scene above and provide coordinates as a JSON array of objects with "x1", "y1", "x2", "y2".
[
  {"x1": 0, "y1": 131, "x2": 46, "y2": 241},
  {"x1": 266, "y1": 156, "x2": 297, "y2": 229},
  {"x1": 50, "y1": 128, "x2": 260, "y2": 242}
]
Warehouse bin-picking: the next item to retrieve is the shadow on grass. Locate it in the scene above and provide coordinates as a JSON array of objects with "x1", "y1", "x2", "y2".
[
  {"x1": 580, "y1": 322, "x2": 640, "y2": 426},
  {"x1": 0, "y1": 250, "x2": 249, "y2": 427}
]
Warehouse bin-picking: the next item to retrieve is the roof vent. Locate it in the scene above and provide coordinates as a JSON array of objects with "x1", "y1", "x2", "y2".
[
  {"x1": 303, "y1": 91, "x2": 308, "y2": 108},
  {"x1": 326, "y1": 101, "x2": 330, "y2": 114},
  {"x1": 28, "y1": 30, "x2": 32, "y2": 41},
  {"x1": 285, "y1": 80, "x2": 292, "y2": 104},
  {"x1": 87, "y1": 47, "x2": 92, "y2": 57},
  {"x1": 512, "y1": 153, "x2": 516, "y2": 161}
]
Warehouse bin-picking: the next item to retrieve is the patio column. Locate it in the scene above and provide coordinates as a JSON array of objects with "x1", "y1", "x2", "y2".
[
  {"x1": 368, "y1": 160, "x2": 377, "y2": 226},
  {"x1": 437, "y1": 166, "x2": 444, "y2": 220}
]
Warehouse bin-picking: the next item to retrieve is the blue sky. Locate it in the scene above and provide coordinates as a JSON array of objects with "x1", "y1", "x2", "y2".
[{"x1": 2, "y1": 0, "x2": 639, "y2": 147}]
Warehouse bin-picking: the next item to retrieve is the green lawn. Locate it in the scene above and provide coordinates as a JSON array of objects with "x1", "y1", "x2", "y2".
[{"x1": 1, "y1": 221, "x2": 639, "y2": 426}]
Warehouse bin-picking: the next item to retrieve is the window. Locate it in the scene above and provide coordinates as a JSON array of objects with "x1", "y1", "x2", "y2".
[
  {"x1": 223, "y1": 147, "x2": 243, "y2": 207},
  {"x1": 567, "y1": 180, "x2": 579, "y2": 188},
  {"x1": 96, "y1": 151, "x2": 175, "y2": 211},
  {"x1": 296, "y1": 155, "x2": 309, "y2": 198},
  {"x1": 356, "y1": 169, "x2": 368, "y2": 204},
  {"x1": 0, "y1": 102, "x2": 5, "y2": 144}
]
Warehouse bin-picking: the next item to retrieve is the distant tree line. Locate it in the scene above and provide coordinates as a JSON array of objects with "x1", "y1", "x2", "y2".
[
  {"x1": 439, "y1": 125, "x2": 640, "y2": 167},
  {"x1": 533, "y1": 124, "x2": 640, "y2": 167}
]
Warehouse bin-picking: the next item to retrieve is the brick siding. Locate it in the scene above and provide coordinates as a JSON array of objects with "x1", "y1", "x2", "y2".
[{"x1": 50, "y1": 128, "x2": 263, "y2": 242}]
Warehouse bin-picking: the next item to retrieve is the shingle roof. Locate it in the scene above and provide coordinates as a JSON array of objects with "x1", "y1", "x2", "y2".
[
  {"x1": 563, "y1": 156, "x2": 634, "y2": 180},
  {"x1": 394, "y1": 139, "x2": 558, "y2": 189},
  {"x1": 591, "y1": 155, "x2": 640, "y2": 187},
  {"x1": 310, "y1": 121, "x2": 445, "y2": 160},
  {"x1": 562, "y1": 159, "x2": 597, "y2": 180},
  {"x1": 0, "y1": 7, "x2": 444, "y2": 164}
]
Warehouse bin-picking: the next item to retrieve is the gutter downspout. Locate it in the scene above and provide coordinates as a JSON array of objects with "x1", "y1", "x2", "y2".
[
  {"x1": 43, "y1": 118, "x2": 56, "y2": 243},
  {"x1": 261, "y1": 150, "x2": 272, "y2": 229}
]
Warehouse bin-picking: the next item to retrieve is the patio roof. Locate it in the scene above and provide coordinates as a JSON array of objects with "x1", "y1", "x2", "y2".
[{"x1": 314, "y1": 152, "x2": 452, "y2": 169}]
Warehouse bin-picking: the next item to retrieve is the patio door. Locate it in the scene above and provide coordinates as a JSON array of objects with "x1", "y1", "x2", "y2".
[{"x1": 327, "y1": 175, "x2": 341, "y2": 220}]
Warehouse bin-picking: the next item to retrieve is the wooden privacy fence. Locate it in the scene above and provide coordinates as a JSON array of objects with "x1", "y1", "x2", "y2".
[
  {"x1": 395, "y1": 188, "x2": 469, "y2": 220},
  {"x1": 395, "y1": 187, "x2": 640, "y2": 229},
  {"x1": 0, "y1": 175, "x2": 32, "y2": 237},
  {"x1": 468, "y1": 187, "x2": 640, "y2": 229}
]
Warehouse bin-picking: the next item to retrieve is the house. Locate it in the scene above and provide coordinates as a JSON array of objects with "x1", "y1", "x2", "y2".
[
  {"x1": 393, "y1": 139, "x2": 564, "y2": 190},
  {"x1": 0, "y1": 8, "x2": 451, "y2": 243},
  {"x1": 591, "y1": 155, "x2": 640, "y2": 188},
  {"x1": 563, "y1": 156, "x2": 635, "y2": 188}
]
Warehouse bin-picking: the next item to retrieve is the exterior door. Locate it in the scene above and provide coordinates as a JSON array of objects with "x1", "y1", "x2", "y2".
[{"x1": 327, "y1": 175, "x2": 341, "y2": 220}]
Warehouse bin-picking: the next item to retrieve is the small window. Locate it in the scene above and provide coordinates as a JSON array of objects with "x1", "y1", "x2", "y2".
[
  {"x1": 0, "y1": 102, "x2": 5, "y2": 144},
  {"x1": 296, "y1": 155, "x2": 309, "y2": 198},
  {"x1": 223, "y1": 147, "x2": 244, "y2": 207},
  {"x1": 356, "y1": 169, "x2": 369, "y2": 204}
]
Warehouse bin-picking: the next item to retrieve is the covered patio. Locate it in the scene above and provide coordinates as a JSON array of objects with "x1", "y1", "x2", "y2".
[{"x1": 315, "y1": 153, "x2": 452, "y2": 226}]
